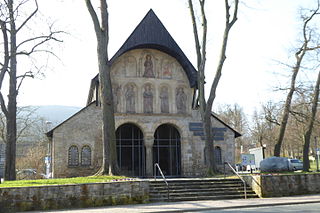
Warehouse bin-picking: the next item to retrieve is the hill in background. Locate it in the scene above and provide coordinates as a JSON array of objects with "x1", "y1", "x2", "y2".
[{"x1": 33, "y1": 105, "x2": 82, "y2": 125}]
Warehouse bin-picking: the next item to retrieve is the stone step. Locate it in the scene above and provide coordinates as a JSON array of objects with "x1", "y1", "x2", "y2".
[
  {"x1": 150, "y1": 190, "x2": 256, "y2": 198},
  {"x1": 148, "y1": 178, "x2": 258, "y2": 203},
  {"x1": 150, "y1": 182, "x2": 243, "y2": 186},
  {"x1": 150, "y1": 187, "x2": 252, "y2": 194},
  {"x1": 150, "y1": 184, "x2": 243, "y2": 190},
  {"x1": 150, "y1": 179, "x2": 242, "y2": 184}
]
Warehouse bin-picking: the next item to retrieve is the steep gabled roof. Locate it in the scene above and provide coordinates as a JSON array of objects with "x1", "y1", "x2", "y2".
[
  {"x1": 92, "y1": 9, "x2": 197, "y2": 88},
  {"x1": 211, "y1": 112, "x2": 242, "y2": 138}
]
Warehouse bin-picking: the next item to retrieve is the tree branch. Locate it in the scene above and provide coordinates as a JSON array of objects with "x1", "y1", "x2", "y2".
[
  {"x1": 188, "y1": 0, "x2": 201, "y2": 68},
  {"x1": 199, "y1": 0, "x2": 207, "y2": 71},
  {"x1": 16, "y1": 71, "x2": 34, "y2": 93},
  {"x1": 0, "y1": 92, "x2": 8, "y2": 117},
  {"x1": 16, "y1": 0, "x2": 38, "y2": 32},
  {"x1": 85, "y1": 0, "x2": 102, "y2": 40}
]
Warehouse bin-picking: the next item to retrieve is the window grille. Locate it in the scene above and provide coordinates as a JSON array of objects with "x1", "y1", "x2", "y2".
[
  {"x1": 68, "y1": 145, "x2": 79, "y2": 167},
  {"x1": 81, "y1": 145, "x2": 91, "y2": 166}
]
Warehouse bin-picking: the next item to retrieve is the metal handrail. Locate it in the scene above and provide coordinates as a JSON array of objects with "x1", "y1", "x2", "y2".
[
  {"x1": 154, "y1": 163, "x2": 169, "y2": 201},
  {"x1": 224, "y1": 162, "x2": 247, "y2": 199}
]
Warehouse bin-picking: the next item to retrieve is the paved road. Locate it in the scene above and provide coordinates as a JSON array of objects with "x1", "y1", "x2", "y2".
[
  {"x1": 203, "y1": 203, "x2": 320, "y2": 212},
  {"x1": 26, "y1": 195, "x2": 320, "y2": 213}
]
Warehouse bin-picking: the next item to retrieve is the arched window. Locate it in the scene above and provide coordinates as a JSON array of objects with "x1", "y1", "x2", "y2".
[
  {"x1": 68, "y1": 145, "x2": 79, "y2": 167},
  {"x1": 214, "y1": 146, "x2": 222, "y2": 165},
  {"x1": 81, "y1": 145, "x2": 92, "y2": 166}
]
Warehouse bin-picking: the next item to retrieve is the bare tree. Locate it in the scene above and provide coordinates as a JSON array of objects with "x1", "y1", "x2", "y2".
[
  {"x1": 274, "y1": 2, "x2": 320, "y2": 157},
  {"x1": 85, "y1": 0, "x2": 119, "y2": 175},
  {"x1": 302, "y1": 68, "x2": 320, "y2": 171},
  {"x1": 16, "y1": 143, "x2": 46, "y2": 180},
  {"x1": 217, "y1": 104, "x2": 249, "y2": 161},
  {"x1": 0, "y1": 0, "x2": 62, "y2": 180},
  {"x1": 188, "y1": 0, "x2": 239, "y2": 173}
]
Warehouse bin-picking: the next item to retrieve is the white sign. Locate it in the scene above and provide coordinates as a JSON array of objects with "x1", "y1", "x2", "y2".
[
  {"x1": 249, "y1": 147, "x2": 264, "y2": 169},
  {"x1": 241, "y1": 154, "x2": 255, "y2": 166}
]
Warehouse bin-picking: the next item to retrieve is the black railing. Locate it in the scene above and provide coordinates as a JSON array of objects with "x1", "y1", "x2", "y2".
[
  {"x1": 224, "y1": 162, "x2": 247, "y2": 199},
  {"x1": 154, "y1": 163, "x2": 169, "y2": 201}
]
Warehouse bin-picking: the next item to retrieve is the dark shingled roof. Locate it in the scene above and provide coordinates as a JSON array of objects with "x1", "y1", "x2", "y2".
[{"x1": 93, "y1": 9, "x2": 198, "y2": 88}]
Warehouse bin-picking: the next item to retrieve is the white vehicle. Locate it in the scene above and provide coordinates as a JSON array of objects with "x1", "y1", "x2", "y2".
[{"x1": 288, "y1": 159, "x2": 303, "y2": 171}]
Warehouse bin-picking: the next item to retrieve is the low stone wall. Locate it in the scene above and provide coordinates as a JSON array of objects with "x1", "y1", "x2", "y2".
[
  {"x1": 243, "y1": 174, "x2": 320, "y2": 197},
  {"x1": 0, "y1": 180, "x2": 149, "y2": 213}
]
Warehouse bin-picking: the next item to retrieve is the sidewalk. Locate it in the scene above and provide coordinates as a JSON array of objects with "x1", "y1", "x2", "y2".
[{"x1": 31, "y1": 194, "x2": 320, "y2": 213}]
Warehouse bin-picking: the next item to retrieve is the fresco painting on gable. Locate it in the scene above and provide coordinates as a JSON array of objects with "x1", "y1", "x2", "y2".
[
  {"x1": 143, "y1": 83, "x2": 154, "y2": 113},
  {"x1": 143, "y1": 54, "x2": 155, "y2": 78},
  {"x1": 161, "y1": 59, "x2": 173, "y2": 79},
  {"x1": 176, "y1": 87, "x2": 187, "y2": 114},
  {"x1": 113, "y1": 84, "x2": 121, "y2": 113},
  {"x1": 111, "y1": 49, "x2": 190, "y2": 81},
  {"x1": 109, "y1": 49, "x2": 190, "y2": 114},
  {"x1": 124, "y1": 56, "x2": 137, "y2": 77},
  {"x1": 125, "y1": 84, "x2": 136, "y2": 113},
  {"x1": 160, "y1": 86, "x2": 169, "y2": 113}
]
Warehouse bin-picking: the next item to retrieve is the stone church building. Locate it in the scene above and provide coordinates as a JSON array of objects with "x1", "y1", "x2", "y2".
[{"x1": 47, "y1": 10, "x2": 240, "y2": 178}]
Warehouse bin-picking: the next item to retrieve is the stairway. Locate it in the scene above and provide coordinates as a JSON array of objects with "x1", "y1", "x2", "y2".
[{"x1": 149, "y1": 178, "x2": 258, "y2": 202}]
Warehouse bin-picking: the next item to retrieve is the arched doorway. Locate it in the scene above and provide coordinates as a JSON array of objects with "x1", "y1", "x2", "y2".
[
  {"x1": 116, "y1": 123, "x2": 145, "y2": 177},
  {"x1": 153, "y1": 124, "x2": 181, "y2": 177}
]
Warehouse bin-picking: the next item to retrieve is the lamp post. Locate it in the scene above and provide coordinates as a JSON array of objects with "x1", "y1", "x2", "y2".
[
  {"x1": 262, "y1": 144, "x2": 267, "y2": 159},
  {"x1": 45, "y1": 121, "x2": 52, "y2": 178}
]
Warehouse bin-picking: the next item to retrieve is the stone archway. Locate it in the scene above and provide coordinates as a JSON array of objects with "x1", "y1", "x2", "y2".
[
  {"x1": 116, "y1": 123, "x2": 145, "y2": 177},
  {"x1": 153, "y1": 124, "x2": 181, "y2": 177}
]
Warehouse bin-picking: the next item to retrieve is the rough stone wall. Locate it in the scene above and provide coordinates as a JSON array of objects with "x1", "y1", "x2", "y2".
[
  {"x1": 0, "y1": 181, "x2": 149, "y2": 213},
  {"x1": 52, "y1": 103, "x2": 103, "y2": 178},
  {"x1": 243, "y1": 174, "x2": 320, "y2": 197}
]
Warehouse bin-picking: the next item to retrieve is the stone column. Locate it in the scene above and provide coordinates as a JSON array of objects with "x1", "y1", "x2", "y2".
[{"x1": 144, "y1": 135, "x2": 154, "y2": 177}]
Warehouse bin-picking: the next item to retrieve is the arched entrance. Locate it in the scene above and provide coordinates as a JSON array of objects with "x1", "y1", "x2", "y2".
[
  {"x1": 116, "y1": 123, "x2": 145, "y2": 177},
  {"x1": 153, "y1": 124, "x2": 181, "y2": 177}
]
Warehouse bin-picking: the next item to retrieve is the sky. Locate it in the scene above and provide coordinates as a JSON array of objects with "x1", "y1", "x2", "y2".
[{"x1": 14, "y1": 0, "x2": 319, "y2": 117}]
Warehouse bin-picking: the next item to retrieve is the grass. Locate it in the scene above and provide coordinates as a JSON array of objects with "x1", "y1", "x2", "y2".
[
  {"x1": 310, "y1": 160, "x2": 320, "y2": 171},
  {"x1": 0, "y1": 175, "x2": 130, "y2": 188}
]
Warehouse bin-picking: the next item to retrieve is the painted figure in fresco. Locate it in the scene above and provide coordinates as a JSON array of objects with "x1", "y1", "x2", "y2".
[
  {"x1": 176, "y1": 87, "x2": 187, "y2": 113},
  {"x1": 113, "y1": 85, "x2": 121, "y2": 112},
  {"x1": 124, "y1": 56, "x2": 137, "y2": 77},
  {"x1": 143, "y1": 54, "x2": 155, "y2": 78},
  {"x1": 160, "y1": 87, "x2": 169, "y2": 113},
  {"x1": 125, "y1": 85, "x2": 135, "y2": 113},
  {"x1": 162, "y1": 62, "x2": 172, "y2": 79},
  {"x1": 143, "y1": 84, "x2": 153, "y2": 113}
]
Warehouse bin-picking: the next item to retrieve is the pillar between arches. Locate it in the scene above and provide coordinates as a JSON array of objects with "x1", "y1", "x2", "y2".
[{"x1": 144, "y1": 134, "x2": 154, "y2": 177}]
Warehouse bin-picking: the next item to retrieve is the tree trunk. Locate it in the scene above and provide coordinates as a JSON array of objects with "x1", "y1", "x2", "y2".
[
  {"x1": 97, "y1": 41, "x2": 119, "y2": 175},
  {"x1": 188, "y1": 0, "x2": 238, "y2": 174},
  {"x1": 85, "y1": 0, "x2": 119, "y2": 175},
  {"x1": 4, "y1": 0, "x2": 17, "y2": 181},
  {"x1": 302, "y1": 70, "x2": 320, "y2": 171},
  {"x1": 274, "y1": 52, "x2": 305, "y2": 156}
]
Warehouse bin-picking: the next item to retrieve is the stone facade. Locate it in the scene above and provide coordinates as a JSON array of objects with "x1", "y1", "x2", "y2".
[
  {"x1": 48, "y1": 10, "x2": 240, "y2": 178},
  {"x1": 49, "y1": 48, "x2": 238, "y2": 178}
]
